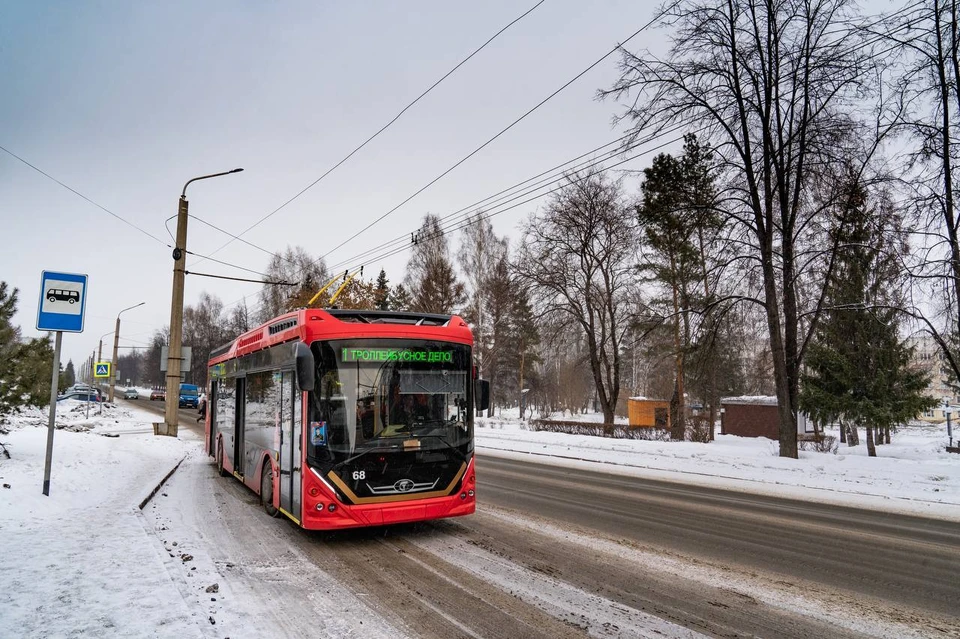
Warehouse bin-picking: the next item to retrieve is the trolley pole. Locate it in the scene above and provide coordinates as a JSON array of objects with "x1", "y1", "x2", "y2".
[
  {"x1": 160, "y1": 168, "x2": 243, "y2": 438},
  {"x1": 42, "y1": 331, "x2": 63, "y2": 496}
]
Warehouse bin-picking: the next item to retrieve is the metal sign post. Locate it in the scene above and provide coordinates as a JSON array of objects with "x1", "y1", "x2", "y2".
[
  {"x1": 42, "y1": 332, "x2": 63, "y2": 496},
  {"x1": 37, "y1": 270, "x2": 88, "y2": 496}
]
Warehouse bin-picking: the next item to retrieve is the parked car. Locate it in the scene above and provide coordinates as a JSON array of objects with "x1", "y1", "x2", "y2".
[
  {"x1": 58, "y1": 389, "x2": 101, "y2": 402},
  {"x1": 150, "y1": 389, "x2": 165, "y2": 401},
  {"x1": 123, "y1": 388, "x2": 139, "y2": 400}
]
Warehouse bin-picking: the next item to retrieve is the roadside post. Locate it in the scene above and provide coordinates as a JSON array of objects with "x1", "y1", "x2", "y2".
[
  {"x1": 94, "y1": 362, "x2": 110, "y2": 416},
  {"x1": 36, "y1": 270, "x2": 88, "y2": 496},
  {"x1": 946, "y1": 405, "x2": 953, "y2": 448}
]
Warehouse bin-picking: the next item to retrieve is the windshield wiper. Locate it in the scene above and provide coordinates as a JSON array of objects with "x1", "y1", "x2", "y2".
[
  {"x1": 415, "y1": 434, "x2": 468, "y2": 463},
  {"x1": 332, "y1": 443, "x2": 397, "y2": 470}
]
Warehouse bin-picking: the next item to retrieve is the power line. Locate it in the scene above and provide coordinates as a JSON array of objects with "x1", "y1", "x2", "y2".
[
  {"x1": 345, "y1": 133, "x2": 688, "y2": 274},
  {"x1": 205, "y1": 1, "x2": 923, "y2": 319},
  {"x1": 184, "y1": 271, "x2": 298, "y2": 286},
  {"x1": 324, "y1": 124, "x2": 689, "y2": 273},
  {"x1": 293, "y1": 7, "x2": 925, "y2": 286},
  {"x1": 239, "y1": 126, "x2": 689, "y2": 321},
  {"x1": 317, "y1": 2, "x2": 683, "y2": 263},
  {"x1": 0, "y1": 144, "x2": 171, "y2": 246},
  {"x1": 226, "y1": 1, "x2": 684, "y2": 319},
  {"x1": 189, "y1": 0, "x2": 548, "y2": 269}
]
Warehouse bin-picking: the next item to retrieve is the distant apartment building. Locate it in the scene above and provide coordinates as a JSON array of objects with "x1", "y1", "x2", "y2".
[{"x1": 908, "y1": 334, "x2": 957, "y2": 422}]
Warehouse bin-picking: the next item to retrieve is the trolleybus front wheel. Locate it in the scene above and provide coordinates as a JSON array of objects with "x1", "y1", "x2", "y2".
[{"x1": 261, "y1": 460, "x2": 279, "y2": 517}]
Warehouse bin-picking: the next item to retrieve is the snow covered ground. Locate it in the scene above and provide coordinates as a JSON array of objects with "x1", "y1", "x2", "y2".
[
  {"x1": 0, "y1": 402, "x2": 198, "y2": 638},
  {"x1": 477, "y1": 410, "x2": 960, "y2": 520},
  {"x1": 0, "y1": 403, "x2": 957, "y2": 638}
]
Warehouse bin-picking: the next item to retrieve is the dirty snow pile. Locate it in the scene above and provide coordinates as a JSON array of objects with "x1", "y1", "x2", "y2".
[
  {"x1": 0, "y1": 402, "x2": 199, "y2": 638},
  {"x1": 477, "y1": 409, "x2": 960, "y2": 520}
]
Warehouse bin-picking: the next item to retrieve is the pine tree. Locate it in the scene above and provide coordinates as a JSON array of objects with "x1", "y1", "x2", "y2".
[
  {"x1": 388, "y1": 284, "x2": 412, "y2": 312},
  {"x1": 374, "y1": 269, "x2": 390, "y2": 311},
  {"x1": 63, "y1": 359, "x2": 76, "y2": 389},
  {"x1": 0, "y1": 282, "x2": 55, "y2": 414},
  {"x1": 800, "y1": 174, "x2": 936, "y2": 455},
  {"x1": 0, "y1": 283, "x2": 22, "y2": 415},
  {"x1": 14, "y1": 336, "x2": 54, "y2": 408},
  {"x1": 638, "y1": 134, "x2": 721, "y2": 439}
]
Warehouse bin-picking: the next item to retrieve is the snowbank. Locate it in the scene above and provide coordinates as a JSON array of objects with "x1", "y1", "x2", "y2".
[
  {"x1": 0, "y1": 403, "x2": 197, "y2": 637},
  {"x1": 476, "y1": 411, "x2": 960, "y2": 520}
]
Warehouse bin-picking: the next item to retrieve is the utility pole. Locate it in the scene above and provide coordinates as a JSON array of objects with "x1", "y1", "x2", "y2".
[{"x1": 160, "y1": 168, "x2": 243, "y2": 437}]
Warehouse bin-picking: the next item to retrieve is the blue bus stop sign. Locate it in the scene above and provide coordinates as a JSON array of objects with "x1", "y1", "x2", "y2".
[{"x1": 36, "y1": 271, "x2": 87, "y2": 333}]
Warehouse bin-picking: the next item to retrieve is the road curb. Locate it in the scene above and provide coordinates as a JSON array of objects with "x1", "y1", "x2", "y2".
[{"x1": 139, "y1": 455, "x2": 187, "y2": 510}]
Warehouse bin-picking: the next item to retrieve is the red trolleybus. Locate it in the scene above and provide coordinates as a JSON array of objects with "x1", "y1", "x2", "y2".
[{"x1": 204, "y1": 308, "x2": 487, "y2": 530}]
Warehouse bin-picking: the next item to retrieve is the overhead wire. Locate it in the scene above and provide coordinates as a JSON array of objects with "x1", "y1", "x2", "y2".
[
  {"x1": 324, "y1": 123, "x2": 690, "y2": 273},
  {"x1": 0, "y1": 143, "x2": 284, "y2": 282},
  {"x1": 236, "y1": 124, "x2": 692, "y2": 321},
  {"x1": 224, "y1": 1, "x2": 685, "y2": 320},
  {"x1": 188, "y1": 0, "x2": 548, "y2": 269},
  {"x1": 239, "y1": 1, "x2": 926, "y2": 318},
  {"x1": 315, "y1": 1, "x2": 685, "y2": 264},
  {"x1": 0, "y1": 144, "x2": 171, "y2": 247},
  {"x1": 179, "y1": 0, "x2": 923, "y2": 299}
]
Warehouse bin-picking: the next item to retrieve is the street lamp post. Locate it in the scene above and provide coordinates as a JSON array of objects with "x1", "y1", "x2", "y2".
[
  {"x1": 109, "y1": 302, "x2": 145, "y2": 402},
  {"x1": 97, "y1": 330, "x2": 114, "y2": 365},
  {"x1": 160, "y1": 168, "x2": 243, "y2": 438}
]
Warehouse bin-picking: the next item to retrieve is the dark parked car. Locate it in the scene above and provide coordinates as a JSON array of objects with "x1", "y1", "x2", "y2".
[{"x1": 58, "y1": 389, "x2": 101, "y2": 402}]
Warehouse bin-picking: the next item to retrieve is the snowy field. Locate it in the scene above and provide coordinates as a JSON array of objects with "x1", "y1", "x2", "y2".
[{"x1": 0, "y1": 403, "x2": 957, "y2": 637}]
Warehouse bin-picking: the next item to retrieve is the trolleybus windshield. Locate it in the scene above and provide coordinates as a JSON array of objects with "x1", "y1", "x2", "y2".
[{"x1": 309, "y1": 340, "x2": 472, "y2": 459}]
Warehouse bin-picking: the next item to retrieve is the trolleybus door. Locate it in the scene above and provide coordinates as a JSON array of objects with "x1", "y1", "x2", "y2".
[
  {"x1": 292, "y1": 388, "x2": 302, "y2": 519},
  {"x1": 279, "y1": 371, "x2": 294, "y2": 514},
  {"x1": 278, "y1": 371, "x2": 303, "y2": 519},
  {"x1": 234, "y1": 377, "x2": 246, "y2": 476},
  {"x1": 207, "y1": 381, "x2": 217, "y2": 457}
]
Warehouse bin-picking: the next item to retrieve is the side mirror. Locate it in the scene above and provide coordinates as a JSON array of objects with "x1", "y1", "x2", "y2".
[
  {"x1": 294, "y1": 342, "x2": 315, "y2": 392},
  {"x1": 475, "y1": 379, "x2": 490, "y2": 412}
]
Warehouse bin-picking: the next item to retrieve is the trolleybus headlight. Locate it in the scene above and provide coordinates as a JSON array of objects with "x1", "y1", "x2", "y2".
[
  {"x1": 460, "y1": 492, "x2": 467, "y2": 500},
  {"x1": 316, "y1": 503, "x2": 324, "y2": 511},
  {"x1": 328, "y1": 504, "x2": 336, "y2": 512},
  {"x1": 468, "y1": 490, "x2": 474, "y2": 497}
]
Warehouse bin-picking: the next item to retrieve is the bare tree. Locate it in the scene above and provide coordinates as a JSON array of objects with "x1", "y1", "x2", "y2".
[
  {"x1": 404, "y1": 214, "x2": 466, "y2": 314},
  {"x1": 183, "y1": 292, "x2": 228, "y2": 385},
  {"x1": 604, "y1": 0, "x2": 881, "y2": 457},
  {"x1": 458, "y1": 213, "x2": 508, "y2": 413},
  {"x1": 878, "y1": 0, "x2": 960, "y2": 388},
  {"x1": 257, "y1": 246, "x2": 328, "y2": 322},
  {"x1": 515, "y1": 173, "x2": 639, "y2": 427}
]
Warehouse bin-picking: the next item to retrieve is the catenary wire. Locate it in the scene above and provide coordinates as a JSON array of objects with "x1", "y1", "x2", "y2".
[
  {"x1": 315, "y1": 1, "x2": 685, "y2": 264},
  {"x1": 237, "y1": 6, "x2": 925, "y2": 317},
  {"x1": 0, "y1": 144, "x2": 171, "y2": 247},
  {"x1": 188, "y1": 0, "x2": 548, "y2": 269},
  {"x1": 324, "y1": 123, "x2": 690, "y2": 272}
]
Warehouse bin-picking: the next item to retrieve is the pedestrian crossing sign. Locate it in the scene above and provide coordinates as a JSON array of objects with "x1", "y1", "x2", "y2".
[{"x1": 94, "y1": 362, "x2": 111, "y2": 378}]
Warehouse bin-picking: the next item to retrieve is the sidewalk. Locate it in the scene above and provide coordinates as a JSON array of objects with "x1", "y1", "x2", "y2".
[{"x1": 0, "y1": 403, "x2": 202, "y2": 638}]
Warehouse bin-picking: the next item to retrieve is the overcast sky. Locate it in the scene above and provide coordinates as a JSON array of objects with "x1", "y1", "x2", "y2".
[{"x1": 1, "y1": 1, "x2": 895, "y2": 371}]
